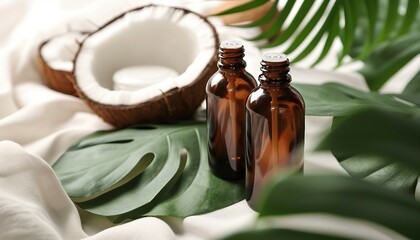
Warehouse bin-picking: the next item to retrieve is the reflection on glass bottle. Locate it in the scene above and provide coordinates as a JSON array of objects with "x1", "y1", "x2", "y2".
[
  {"x1": 206, "y1": 40, "x2": 258, "y2": 180},
  {"x1": 246, "y1": 53, "x2": 305, "y2": 210}
]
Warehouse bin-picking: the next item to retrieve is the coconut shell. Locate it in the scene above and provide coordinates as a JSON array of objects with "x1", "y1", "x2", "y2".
[
  {"x1": 72, "y1": 5, "x2": 219, "y2": 128},
  {"x1": 38, "y1": 39, "x2": 78, "y2": 96}
]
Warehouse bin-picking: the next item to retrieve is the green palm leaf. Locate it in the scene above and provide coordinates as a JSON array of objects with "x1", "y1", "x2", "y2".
[
  {"x1": 337, "y1": 0, "x2": 359, "y2": 66},
  {"x1": 310, "y1": 5, "x2": 340, "y2": 67},
  {"x1": 355, "y1": 0, "x2": 378, "y2": 59},
  {"x1": 292, "y1": 3, "x2": 340, "y2": 63},
  {"x1": 246, "y1": 0, "x2": 296, "y2": 41},
  {"x1": 235, "y1": 0, "x2": 280, "y2": 28},
  {"x1": 215, "y1": 0, "x2": 420, "y2": 89},
  {"x1": 261, "y1": 0, "x2": 315, "y2": 48},
  {"x1": 284, "y1": 1, "x2": 330, "y2": 54},
  {"x1": 395, "y1": 0, "x2": 419, "y2": 37},
  {"x1": 373, "y1": 0, "x2": 400, "y2": 44}
]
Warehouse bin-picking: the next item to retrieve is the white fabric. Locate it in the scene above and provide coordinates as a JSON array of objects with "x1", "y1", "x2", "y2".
[
  {"x1": 1, "y1": 0, "x2": 419, "y2": 240},
  {"x1": 0, "y1": 141, "x2": 87, "y2": 240}
]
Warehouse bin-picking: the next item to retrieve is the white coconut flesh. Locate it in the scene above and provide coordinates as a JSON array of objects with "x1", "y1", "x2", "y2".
[
  {"x1": 113, "y1": 65, "x2": 179, "y2": 91},
  {"x1": 74, "y1": 5, "x2": 216, "y2": 105},
  {"x1": 41, "y1": 32, "x2": 86, "y2": 72}
]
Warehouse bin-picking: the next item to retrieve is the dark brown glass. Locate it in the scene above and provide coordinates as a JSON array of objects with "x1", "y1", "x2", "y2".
[
  {"x1": 245, "y1": 54, "x2": 305, "y2": 210},
  {"x1": 206, "y1": 41, "x2": 258, "y2": 180}
]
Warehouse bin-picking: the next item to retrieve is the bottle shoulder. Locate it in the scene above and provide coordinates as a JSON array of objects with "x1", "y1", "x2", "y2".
[
  {"x1": 243, "y1": 71, "x2": 258, "y2": 87},
  {"x1": 290, "y1": 85, "x2": 305, "y2": 107},
  {"x1": 206, "y1": 70, "x2": 258, "y2": 95},
  {"x1": 247, "y1": 85, "x2": 305, "y2": 112},
  {"x1": 208, "y1": 70, "x2": 256, "y2": 82}
]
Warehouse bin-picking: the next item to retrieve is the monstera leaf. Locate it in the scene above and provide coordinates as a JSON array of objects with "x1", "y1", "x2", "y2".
[
  {"x1": 293, "y1": 82, "x2": 416, "y2": 116},
  {"x1": 359, "y1": 33, "x2": 420, "y2": 91},
  {"x1": 293, "y1": 82, "x2": 420, "y2": 193},
  {"x1": 318, "y1": 107, "x2": 420, "y2": 193},
  {"x1": 53, "y1": 123, "x2": 244, "y2": 221},
  {"x1": 252, "y1": 174, "x2": 420, "y2": 240},
  {"x1": 53, "y1": 126, "x2": 168, "y2": 202}
]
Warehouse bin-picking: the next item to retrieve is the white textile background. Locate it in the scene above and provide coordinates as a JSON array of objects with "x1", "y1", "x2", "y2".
[{"x1": 1, "y1": 0, "x2": 419, "y2": 240}]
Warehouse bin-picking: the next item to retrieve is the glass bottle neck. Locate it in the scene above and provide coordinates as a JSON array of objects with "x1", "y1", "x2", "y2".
[
  {"x1": 218, "y1": 47, "x2": 246, "y2": 72},
  {"x1": 260, "y1": 80, "x2": 290, "y2": 89},
  {"x1": 259, "y1": 59, "x2": 291, "y2": 84}
]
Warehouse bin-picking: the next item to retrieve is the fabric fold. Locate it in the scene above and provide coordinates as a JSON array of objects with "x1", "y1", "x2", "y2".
[{"x1": 0, "y1": 141, "x2": 88, "y2": 240}]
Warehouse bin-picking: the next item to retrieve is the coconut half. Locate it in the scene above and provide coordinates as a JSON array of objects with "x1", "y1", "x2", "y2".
[
  {"x1": 72, "y1": 4, "x2": 219, "y2": 128},
  {"x1": 39, "y1": 31, "x2": 87, "y2": 96}
]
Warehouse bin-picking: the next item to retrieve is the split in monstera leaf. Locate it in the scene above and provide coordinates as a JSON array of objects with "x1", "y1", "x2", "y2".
[
  {"x1": 53, "y1": 123, "x2": 244, "y2": 222},
  {"x1": 294, "y1": 81, "x2": 420, "y2": 194}
]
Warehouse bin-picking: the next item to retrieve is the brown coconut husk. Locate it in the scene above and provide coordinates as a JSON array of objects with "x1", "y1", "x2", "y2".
[
  {"x1": 71, "y1": 5, "x2": 219, "y2": 128},
  {"x1": 38, "y1": 37, "x2": 79, "y2": 96}
]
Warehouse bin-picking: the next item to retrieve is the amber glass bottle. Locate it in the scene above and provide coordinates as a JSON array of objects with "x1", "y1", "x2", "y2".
[
  {"x1": 206, "y1": 40, "x2": 258, "y2": 180},
  {"x1": 245, "y1": 53, "x2": 305, "y2": 210}
]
